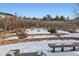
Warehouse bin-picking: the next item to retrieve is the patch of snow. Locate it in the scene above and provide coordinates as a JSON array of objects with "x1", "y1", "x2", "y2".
[
  {"x1": 61, "y1": 33, "x2": 79, "y2": 38},
  {"x1": 4, "y1": 33, "x2": 16, "y2": 36},
  {"x1": 0, "y1": 28, "x2": 3, "y2": 31},
  {"x1": 56, "y1": 30, "x2": 70, "y2": 34},
  {"x1": 4, "y1": 36, "x2": 19, "y2": 40},
  {"x1": 44, "y1": 51, "x2": 79, "y2": 56},
  {"x1": 75, "y1": 29, "x2": 79, "y2": 32},
  {"x1": 26, "y1": 35, "x2": 57, "y2": 38},
  {"x1": 25, "y1": 28, "x2": 51, "y2": 34}
]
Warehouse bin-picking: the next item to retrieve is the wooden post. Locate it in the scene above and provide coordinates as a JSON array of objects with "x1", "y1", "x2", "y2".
[
  {"x1": 61, "y1": 47, "x2": 64, "y2": 52},
  {"x1": 52, "y1": 47, "x2": 55, "y2": 52},
  {"x1": 72, "y1": 46, "x2": 76, "y2": 51}
]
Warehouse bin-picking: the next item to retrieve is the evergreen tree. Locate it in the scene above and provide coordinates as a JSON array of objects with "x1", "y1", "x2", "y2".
[
  {"x1": 46, "y1": 14, "x2": 52, "y2": 20},
  {"x1": 32, "y1": 17, "x2": 37, "y2": 20},
  {"x1": 23, "y1": 16, "x2": 26, "y2": 19},
  {"x1": 43, "y1": 16, "x2": 47, "y2": 20},
  {"x1": 54, "y1": 15, "x2": 59, "y2": 20},
  {"x1": 59, "y1": 16, "x2": 65, "y2": 21}
]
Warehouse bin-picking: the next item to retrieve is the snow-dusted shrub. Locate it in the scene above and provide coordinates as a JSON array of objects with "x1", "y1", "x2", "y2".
[{"x1": 16, "y1": 30, "x2": 27, "y2": 39}]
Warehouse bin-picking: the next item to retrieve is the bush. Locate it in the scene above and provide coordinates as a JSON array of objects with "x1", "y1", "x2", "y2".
[
  {"x1": 16, "y1": 30, "x2": 27, "y2": 39},
  {"x1": 47, "y1": 26, "x2": 56, "y2": 33}
]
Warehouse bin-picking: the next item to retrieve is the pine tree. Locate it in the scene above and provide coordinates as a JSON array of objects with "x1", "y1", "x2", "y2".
[
  {"x1": 59, "y1": 16, "x2": 65, "y2": 21},
  {"x1": 54, "y1": 15, "x2": 59, "y2": 21}
]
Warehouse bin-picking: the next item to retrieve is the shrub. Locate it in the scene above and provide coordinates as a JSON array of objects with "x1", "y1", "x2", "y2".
[
  {"x1": 47, "y1": 26, "x2": 56, "y2": 33},
  {"x1": 16, "y1": 30, "x2": 27, "y2": 39}
]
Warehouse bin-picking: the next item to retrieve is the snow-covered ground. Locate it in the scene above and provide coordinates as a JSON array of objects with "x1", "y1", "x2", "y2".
[
  {"x1": 4, "y1": 33, "x2": 16, "y2": 36},
  {"x1": 61, "y1": 33, "x2": 79, "y2": 38},
  {"x1": 3, "y1": 32, "x2": 79, "y2": 40},
  {"x1": 56, "y1": 30, "x2": 70, "y2": 34},
  {"x1": 0, "y1": 40, "x2": 79, "y2": 56},
  {"x1": 25, "y1": 28, "x2": 51, "y2": 34},
  {"x1": 4, "y1": 36, "x2": 19, "y2": 40},
  {"x1": 3, "y1": 29, "x2": 79, "y2": 40},
  {"x1": 56, "y1": 30, "x2": 79, "y2": 38},
  {"x1": 75, "y1": 29, "x2": 79, "y2": 33},
  {"x1": 44, "y1": 51, "x2": 79, "y2": 56},
  {"x1": 26, "y1": 35, "x2": 57, "y2": 39},
  {"x1": 0, "y1": 29, "x2": 79, "y2": 56}
]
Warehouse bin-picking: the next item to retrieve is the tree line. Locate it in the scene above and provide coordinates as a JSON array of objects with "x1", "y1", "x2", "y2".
[{"x1": 22, "y1": 14, "x2": 69, "y2": 21}]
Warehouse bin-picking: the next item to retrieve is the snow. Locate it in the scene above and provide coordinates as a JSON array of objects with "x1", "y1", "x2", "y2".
[
  {"x1": 56, "y1": 30, "x2": 70, "y2": 34},
  {"x1": 0, "y1": 40, "x2": 79, "y2": 56},
  {"x1": 4, "y1": 33, "x2": 16, "y2": 36},
  {"x1": 0, "y1": 27, "x2": 79, "y2": 56},
  {"x1": 26, "y1": 35, "x2": 57, "y2": 38},
  {"x1": 44, "y1": 51, "x2": 79, "y2": 56},
  {"x1": 0, "y1": 40, "x2": 50, "y2": 55},
  {"x1": 56, "y1": 30, "x2": 79, "y2": 38},
  {"x1": 0, "y1": 28, "x2": 3, "y2": 31},
  {"x1": 4, "y1": 36, "x2": 19, "y2": 40},
  {"x1": 0, "y1": 29, "x2": 79, "y2": 56},
  {"x1": 3, "y1": 33, "x2": 17, "y2": 39},
  {"x1": 75, "y1": 29, "x2": 79, "y2": 32},
  {"x1": 25, "y1": 28, "x2": 51, "y2": 34},
  {"x1": 61, "y1": 33, "x2": 79, "y2": 38}
]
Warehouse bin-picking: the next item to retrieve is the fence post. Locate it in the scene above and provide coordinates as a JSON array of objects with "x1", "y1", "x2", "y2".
[
  {"x1": 52, "y1": 47, "x2": 55, "y2": 52},
  {"x1": 72, "y1": 46, "x2": 76, "y2": 51},
  {"x1": 61, "y1": 47, "x2": 64, "y2": 52}
]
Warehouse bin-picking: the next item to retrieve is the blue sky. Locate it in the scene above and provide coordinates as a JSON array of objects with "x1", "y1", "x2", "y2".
[{"x1": 0, "y1": 3, "x2": 76, "y2": 19}]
